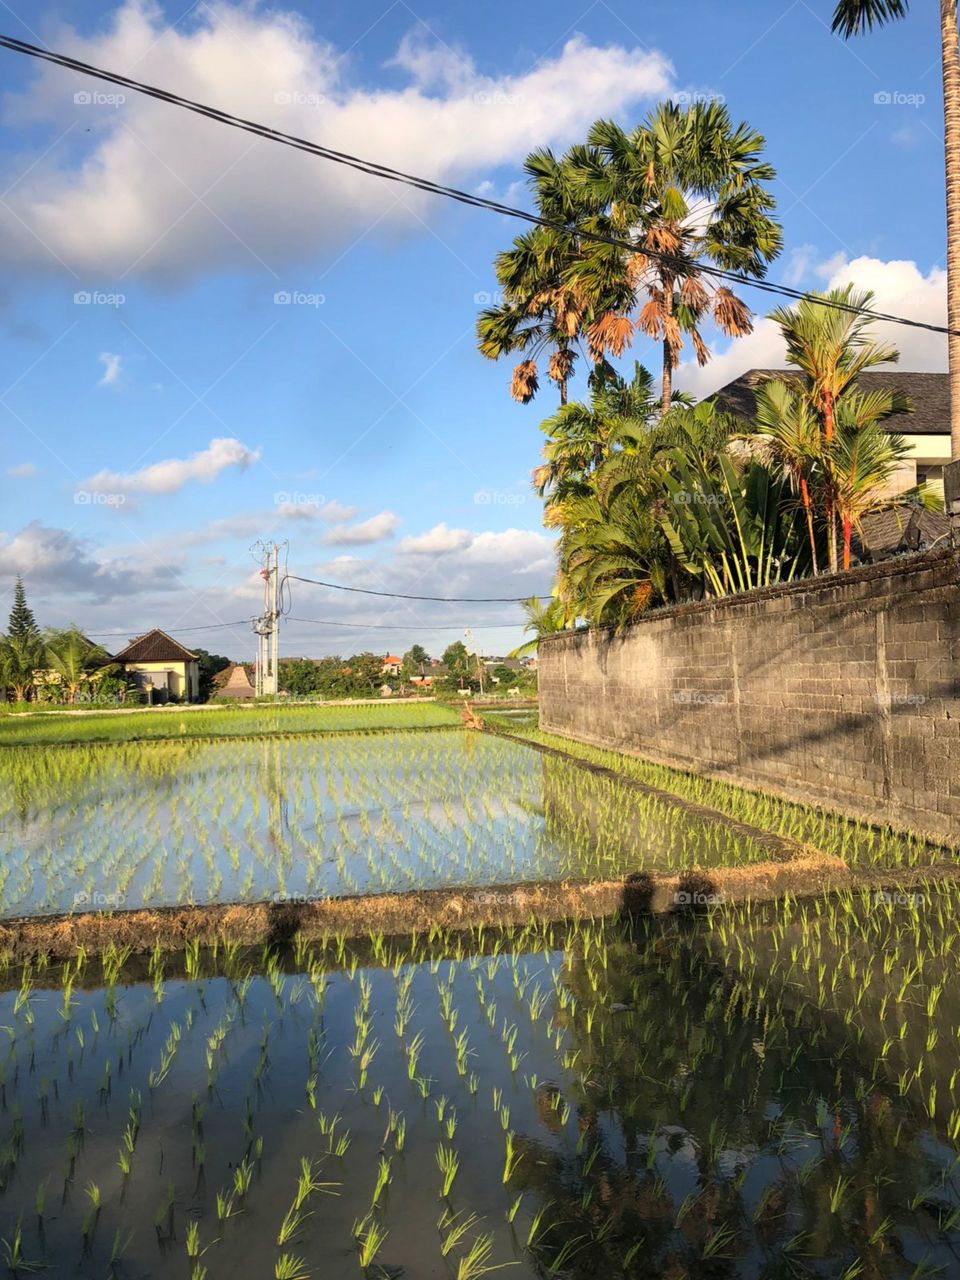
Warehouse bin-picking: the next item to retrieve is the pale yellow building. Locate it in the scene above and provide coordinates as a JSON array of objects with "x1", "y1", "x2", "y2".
[{"x1": 114, "y1": 629, "x2": 200, "y2": 702}]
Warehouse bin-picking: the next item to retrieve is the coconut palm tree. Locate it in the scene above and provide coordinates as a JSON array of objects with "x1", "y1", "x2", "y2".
[
  {"x1": 43, "y1": 628, "x2": 111, "y2": 702},
  {"x1": 768, "y1": 284, "x2": 902, "y2": 571},
  {"x1": 570, "y1": 102, "x2": 783, "y2": 413},
  {"x1": 0, "y1": 631, "x2": 43, "y2": 702},
  {"x1": 832, "y1": 0, "x2": 960, "y2": 460}
]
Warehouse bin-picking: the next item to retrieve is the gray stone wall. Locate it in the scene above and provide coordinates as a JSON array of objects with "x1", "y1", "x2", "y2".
[{"x1": 538, "y1": 549, "x2": 960, "y2": 844}]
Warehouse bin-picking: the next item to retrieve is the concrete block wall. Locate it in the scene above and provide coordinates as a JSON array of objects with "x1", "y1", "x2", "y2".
[{"x1": 538, "y1": 549, "x2": 960, "y2": 844}]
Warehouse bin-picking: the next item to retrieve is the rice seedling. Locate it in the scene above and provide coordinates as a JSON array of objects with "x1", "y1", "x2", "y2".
[{"x1": 436, "y1": 1144, "x2": 459, "y2": 1197}]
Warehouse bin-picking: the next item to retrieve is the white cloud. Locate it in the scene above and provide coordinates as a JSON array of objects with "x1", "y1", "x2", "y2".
[
  {"x1": 98, "y1": 352, "x2": 122, "y2": 387},
  {"x1": 0, "y1": 4, "x2": 673, "y2": 280},
  {"x1": 82, "y1": 436, "x2": 261, "y2": 496},
  {"x1": 0, "y1": 521, "x2": 178, "y2": 601},
  {"x1": 6, "y1": 462, "x2": 38, "y2": 477},
  {"x1": 274, "y1": 499, "x2": 358, "y2": 522},
  {"x1": 677, "y1": 254, "x2": 947, "y2": 400},
  {"x1": 321, "y1": 511, "x2": 400, "y2": 545},
  {"x1": 396, "y1": 522, "x2": 472, "y2": 555}
]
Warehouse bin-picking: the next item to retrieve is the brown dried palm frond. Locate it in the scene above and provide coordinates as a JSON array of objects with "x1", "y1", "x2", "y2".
[
  {"x1": 626, "y1": 252, "x2": 652, "y2": 287},
  {"x1": 713, "y1": 287, "x2": 753, "y2": 337},
  {"x1": 586, "y1": 313, "x2": 635, "y2": 360},
  {"x1": 680, "y1": 275, "x2": 710, "y2": 312},
  {"x1": 548, "y1": 348, "x2": 576, "y2": 386},
  {"x1": 555, "y1": 288, "x2": 586, "y2": 337},
  {"x1": 532, "y1": 462, "x2": 552, "y2": 494},
  {"x1": 690, "y1": 328, "x2": 710, "y2": 367},
  {"x1": 645, "y1": 224, "x2": 682, "y2": 256},
  {"x1": 662, "y1": 314, "x2": 683, "y2": 361},
  {"x1": 630, "y1": 582, "x2": 654, "y2": 615},
  {"x1": 510, "y1": 359, "x2": 540, "y2": 404},
  {"x1": 636, "y1": 296, "x2": 665, "y2": 340}
]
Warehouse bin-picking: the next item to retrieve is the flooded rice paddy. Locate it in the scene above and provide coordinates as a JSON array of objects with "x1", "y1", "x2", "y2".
[
  {"x1": 2, "y1": 891, "x2": 960, "y2": 1279},
  {"x1": 0, "y1": 730, "x2": 776, "y2": 920}
]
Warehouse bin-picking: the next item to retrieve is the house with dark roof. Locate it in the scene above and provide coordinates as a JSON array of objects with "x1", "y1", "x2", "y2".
[
  {"x1": 711, "y1": 369, "x2": 952, "y2": 499},
  {"x1": 112, "y1": 629, "x2": 200, "y2": 703}
]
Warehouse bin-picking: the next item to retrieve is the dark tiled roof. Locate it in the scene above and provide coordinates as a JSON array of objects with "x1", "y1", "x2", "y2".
[
  {"x1": 856, "y1": 507, "x2": 952, "y2": 560},
  {"x1": 711, "y1": 369, "x2": 950, "y2": 435},
  {"x1": 113, "y1": 629, "x2": 199, "y2": 663}
]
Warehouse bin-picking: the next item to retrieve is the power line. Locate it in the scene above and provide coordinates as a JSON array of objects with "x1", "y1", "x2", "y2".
[
  {"x1": 287, "y1": 616, "x2": 525, "y2": 631},
  {"x1": 0, "y1": 33, "x2": 956, "y2": 339},
  {"x1": 284, "y1": 574, "x2": 549, "y2": 603},
  {"x1": 87, "y1": 620, "x2": 253, "y2": 637}
]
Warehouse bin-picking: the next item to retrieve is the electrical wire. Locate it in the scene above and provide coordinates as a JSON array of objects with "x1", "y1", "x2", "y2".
[
  {"x1": 286, "y1": 615, "x2": 525, "y2": 631},
  {"x1": 283, "y1": 573, "x2": 549, "y2": 603},
  {"x1": 86, "y1": 620, "x2": 254, "y2": 637},
  {"x1": 0, "y1": 32, "x2": 957, "y2": 337}
]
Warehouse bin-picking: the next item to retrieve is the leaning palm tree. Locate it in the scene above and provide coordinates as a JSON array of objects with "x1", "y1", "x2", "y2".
[
  {"x1": 570, "y1": 102, "x2": 783, "y2": 413},
  {"x1": 832, "y1": 0, "x2": 960, "y2": 460}
]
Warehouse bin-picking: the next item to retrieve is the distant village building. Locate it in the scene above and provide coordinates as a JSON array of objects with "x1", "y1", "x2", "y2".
[
  {"x1": 382, "y1": 655, "x2": 403, "y2": 676},
  {"x1": 113, "y1": 629, "x2": 200, "y2": 703},
  {"x1": 212, "y1": 663, "x2": 256, "y2": 700}
]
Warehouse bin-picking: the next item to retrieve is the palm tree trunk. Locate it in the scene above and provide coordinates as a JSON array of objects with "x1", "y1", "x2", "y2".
[
  {"x1": 842, "y1": 514, "x2": 852, "y2": 570},
  {"x1": 661, "y1": 280, "x2": 674, "y2": 415},
  {"x1": 823, "y1": 391, "x2": 838, "y2": 572},
  {"x1": 940, "y1": 0, "x2": 960, "y2": 460},
  {"x1": 800, "y1": 476, "x2": 820, "y2": 575}
]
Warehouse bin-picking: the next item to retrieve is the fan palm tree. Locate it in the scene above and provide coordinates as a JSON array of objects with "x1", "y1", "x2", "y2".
[
  {"x1": 570, "y1": 102, "x2": 783, "y2": 413},
  {"x1": 477, "y1": 150, "x2": 617, "y2": 407},
  {"x1": 768, "y1": 284, "x2": 902, "y2": 571},
  {"x1": 832, "y1": 0, "x2": 960, "y2": 460}
]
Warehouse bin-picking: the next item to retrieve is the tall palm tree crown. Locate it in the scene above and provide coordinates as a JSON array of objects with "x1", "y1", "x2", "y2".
[{"x1": 569, "y1": 102, "x2": 783, "y2": 413}]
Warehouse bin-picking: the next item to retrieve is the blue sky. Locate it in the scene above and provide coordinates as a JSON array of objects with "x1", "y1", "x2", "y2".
[{"x1": 0, "y1": 0, "x2": 950, "y2": 659}]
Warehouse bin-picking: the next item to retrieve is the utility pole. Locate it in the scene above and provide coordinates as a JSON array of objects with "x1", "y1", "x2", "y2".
[
  {"x1": 252, "y1": 541, "x2": 282, "y2": 696},
  {"x1": 464, "y1": 627, "x2": 484, "y2": 696}
]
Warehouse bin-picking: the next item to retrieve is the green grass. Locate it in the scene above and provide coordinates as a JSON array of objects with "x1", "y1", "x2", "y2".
[{"x1": 0, "y1": 700, "x2": 461, "y2": 746}]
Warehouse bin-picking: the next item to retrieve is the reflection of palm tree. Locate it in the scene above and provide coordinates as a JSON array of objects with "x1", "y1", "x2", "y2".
[{"x1": 506, "y1": 925, "x2": 935, "y2": 1277}]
